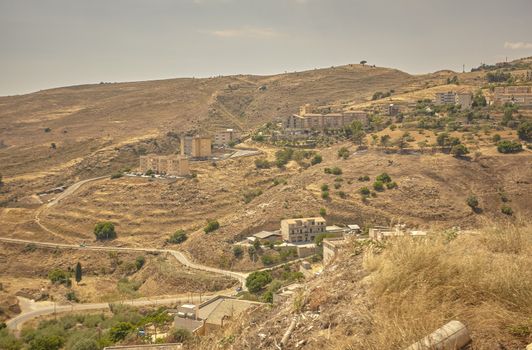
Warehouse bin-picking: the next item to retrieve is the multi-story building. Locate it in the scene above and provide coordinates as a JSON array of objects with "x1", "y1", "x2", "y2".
[
  {"x1": 280, "y1": 217, "x2": 326, "y2": 243},
  {"x1": 435, "y1": 91, "x2": 473, "y2": 109},
  {"x1": 283, "y1": 104, "x2": 367, "y2": 135},
  {"x1": 183, "y1": 136, "x2": 212, "y2": 158},
  {"x1": 492, "y1": 86, "x2": 532, "y2": 107},
  {"x1": 139, "y1": 154, "x2": 190, "y2": 176},
  {"x1": 213, "y1": 129, "x2": 241, "y2": 146}
]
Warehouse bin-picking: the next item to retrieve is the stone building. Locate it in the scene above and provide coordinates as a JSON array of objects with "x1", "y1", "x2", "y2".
[
  {"x1": 214, "y1": 129, "x2": 241, "y2": 146},
  {"x1": 280, "y1": 217, "x2": 326, "y2": 243},
  {"x1": 435, "y1": 91, "x2": 473, "y2": 109},
  {"x1": 139, "y1": 154, "x2": 190, "y2": 176},
  {"x1": 492, "y1": 86, "x2": 532, "y2": 107},
  {"x1": 283, "y1": 104, "x2": 367, "y2": 135},
  {"x1": 183, "y1": 136, "x2": 212, "y2": 158}
]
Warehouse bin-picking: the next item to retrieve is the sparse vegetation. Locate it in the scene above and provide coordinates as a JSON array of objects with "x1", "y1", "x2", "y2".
[
  {"x1": 501, "y1": 205, "x2": 513, "y2": 215},
  {"x1": 337, "y1": 147, "x2": 350, "y2": 159},
  {"x1": 254, "y1": 158, "x2": 271, "y2": 169},
  {"x1": 497, "y1": 140, "x2": 522, "y2": 153},
  {"x1": 243, "y1": 188, "x2": 263, "y2": 204},
  {"x1": 311, "y1": 154, "x2": 323, "y2": 165},
  {"x1": 467, "y1": 195, "x2": 479, "y2": 210}
]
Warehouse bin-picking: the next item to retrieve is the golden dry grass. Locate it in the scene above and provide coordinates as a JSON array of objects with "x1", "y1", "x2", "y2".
[{"x1": 358, "y1": 225, "x2": 532, "y2": 349}]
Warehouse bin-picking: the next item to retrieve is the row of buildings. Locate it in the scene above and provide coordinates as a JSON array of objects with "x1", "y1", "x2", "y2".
[
  {"x1": 282, "y1": 104, "x2": 368, "y2": 137},
  {"x1": 492, "y1": 86, "x2": 532, "y2": 107},
  {"x1": 435, "y1": 91, "x2": 473, "y2": 109}
]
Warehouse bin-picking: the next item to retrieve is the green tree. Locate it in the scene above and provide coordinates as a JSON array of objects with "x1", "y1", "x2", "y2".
[
  {"x1": 517, "y1": 121, "x2": 531, "y2": 141},
  {"x1": 310, "y1": 154, "x2": 322, "y2": 165},
  {"x1": 373, "y1": 181, "x2": 384, "y2": 191},
  {"x1": 376, "y1": 173, "x2": 392, "y2": 183},
  {"x1": 380, "y1": 134, "x2": 391, "y2": 147},
  {"x1": 167, "y1": 230, "x2": 187, "y2": 244},
  {"x1": 319, "y1": 207, "x2": 327, "y2": 216},
  {"x1": 109, "y1": 322, "x2": 135, "y2": 342},
  {"x1": 436, "y1": 132, "x2": 450, "y2": 147},
  {"x1": 497, "y1": 140, "x2": 522, "y2": 154},
  {"x1": 321, "y1": 184, "x2": 329, "y2": 191},
  {"x1": 29, "y1": 334, "x2": 64, "y2": 350},
  {"x1": 360, "y1": 60, "x2": 367, "y2": 65},
  {"x1": 166, "y1": 328, "x2": 191, "y2": 343},
  {"x1": 75, "y1": 262, "x2": 82, "y2": 285},
  {"x1": 245, "y1": 271, "x2": 272, "y2": 293},
  {"x1": 467, "y1": 195, "x2": 479, "y2": 210},
  {"x1": 93, "y1": 222, "x2": 116, "y2": 240},
  {"x1": 0, "y1": 329, "x2": 22, "y2": 350},
  {"x1": 359, "y1": 187, "x2": 371, "y2": 196},
  {"x1": 135, "y1": 256, "x2": 145, "y2": 270},
  {"x1": 204, "y1": 219, "x2": 220, "y2": 233},
  {"x1": 48, "y1": 268, "x2": 70, "y2": 285},
  {"x1": 451, "y1": 144, "x2": 469, "y2": 157},
  {"x1": 501, "y1": 205, "x2": 513, "y2": 216}
]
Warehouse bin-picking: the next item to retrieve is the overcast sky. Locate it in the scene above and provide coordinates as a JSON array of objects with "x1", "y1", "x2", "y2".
[{"x1": 1, "y1": 0, "x2": 531, "y2": 96}]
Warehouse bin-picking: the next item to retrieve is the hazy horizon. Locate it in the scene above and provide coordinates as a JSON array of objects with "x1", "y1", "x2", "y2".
[{"x1": 1, "y1": 0, "x2": 532, "y2": 96}]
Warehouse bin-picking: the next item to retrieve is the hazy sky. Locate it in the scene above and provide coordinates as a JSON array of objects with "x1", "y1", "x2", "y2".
[{"x1": 1, "y1": 0, "x2": 532, "y2": 96}]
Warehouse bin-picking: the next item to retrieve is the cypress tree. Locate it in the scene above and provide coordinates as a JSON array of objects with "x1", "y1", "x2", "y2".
[{"x1": 75, "y1": 262, "x2": 82, "y2": 285}]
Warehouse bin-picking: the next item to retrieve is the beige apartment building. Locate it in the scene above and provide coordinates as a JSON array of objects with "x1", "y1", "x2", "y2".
[
  {"x1": 435, "y1": 91, "x2": 472, "y2": 109},
  {"x1": 183, "y1": 136, "x2": 212, "y2": 158},
  {"x1": 139, "y1": 154, "x2": 190, "y2": 176},
  {"x1": 492, "y1": 86, "x2": 532, "y2": 107},
  {"x1": 280, "y1": 217, "x2": 326, "y2": 243},
  {"x1": 283, "y1": 104, "x2": 367, "y2": 134},
  {"x1": 213, "y1": 129, "x2": 241, "y2": 146}
]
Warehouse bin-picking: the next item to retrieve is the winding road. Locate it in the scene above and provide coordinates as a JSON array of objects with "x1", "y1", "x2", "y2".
[{"x1": 1, "y1": 175, "x2": 249, "y2": 331}]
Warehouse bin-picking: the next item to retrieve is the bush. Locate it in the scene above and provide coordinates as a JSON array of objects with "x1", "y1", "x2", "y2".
[
  {"x1": 29, "y1": 334, "x2": 64, "y2": 350},
  {"x1": 337, "y1": 191, "x2": 347, "y2": 198},
  {"x1": 167, "y1": 230, "x2": 187, "y2": 244},
  {"x1": 373, "y1": 181, "x2": 384, "y2": 191},
  {"x1": 243, "y1": 188, "x2": 263, "y2": 204},
  {"x1": 359, "y1": 187, "x2": 371, "y2": 196},
  {"x1": 110, "y1": 172, "x2": 123, "y2": 179},
  {"x1": 94, "y1": 222, "x2": 116, "y2": 240},
  {"x1": 491, "y1": 134, "x2": 501, "y2": 143},
  {"x1": 321, "y1": 191, "x2": 330, "y2": 199},
  {"x1": 517, "y1": 121, "x2": 531, "y2": 141},
  {"x1": 324, "y1": 168, "x2": 331, "y2": 174},
  {"x1": 166, "y1": 327, "x2": 191, "y2": 343},
  {"x1": 135, "y1": 256, "x2": 145, "y2": 270},
  {"x1": 451, "y1": 144, "x2": 469, "y2": 157},
  {"x1": 497, "y1": 140, "x2": 522, "y2": 154},
  {"x1": 109, "y1": 322, "x2": 135, "y2": 342},
  {"x1": 334, "y1": 182, "x2": 341, "y2": 189},
  {"x1": 321, "y1": 184, "x2": 329, "y2": 191},
  {"x1": 254, "y1": 158, "x2": 271, "y2": 169},
  {"x1": 233, "y1": 246, "x2": 243, "y2": 259},
  {"x1": 70, "y1": 338, "x2": 99, "y2": 350},
  {"x1": 0, "y1": 328, "x2": 22, "y2": 350},
  {"x1": 65, "y1": 291, "x2": 79, "y2": 302},
  {"x1": 376, "y1": 173, "x2": 392, "y2": 183},
  {"x1": 261, "y1": 254, "x2": 277, "y2": 266},
  {"x1": 310, "y1": 154, "x2": 322, "y2": 165},
  {"x1": 358, "y1": 175, "x2": 370, "y2": 182},
  {"x1": 337, "y1": 147, "x2": 350, "y2": 159},
  {"x1": 386, "y1": 181, "x2": 397, "y2": 189},
  {"x1": 245, "y1": 271, "x2": 272, "y2": 293},
  {"x1": 204, "y1": 219, "x2": 220, "y2": 233},
  {"x1": 330, "y1": 167, "x2": 342, "y2": 175},
  {"x1": 145, "y1": 169, "x2": 154, "y2": 176},
  {"x1": 467, "y1": 195, "x2": 479, "y2": 209},
  {"x1": 48, "y1": 269, "x2": 70, "y2": 285},
  {"x1": 319, "y1": 208, "x2": 327, "y2": 216},
  {"x1": 501, "y1": 206, "x2": 513, "y2": 216},
  {"x1": 275, "y1": 148, "x2": 294, "y2": 168}
]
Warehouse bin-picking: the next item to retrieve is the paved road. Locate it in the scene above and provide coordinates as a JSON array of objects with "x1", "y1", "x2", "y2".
[{"x1": 6, "y1": 294, "x2": 217, "y2": 332}]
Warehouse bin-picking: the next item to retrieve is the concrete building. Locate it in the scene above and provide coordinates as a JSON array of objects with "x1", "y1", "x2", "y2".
[
  {"x1": 249, "y1": 230, "x2": 282, "y2": 243},
  {"x1": 139, "y1": 154, "x2": 190, "y2": 176},
  {"x1": 369, "y1": 224, "x2": 427, "y2": 241},
  {"x1": 214, "y1": 129, "x2": 241, "y2": 146},
  {"x1": 492, "y1": 86, "x2": 532, "y2": 107},
  {"x1": 323, "y1": 237, "x2": 349, "y2": 265},
  {"x1": 283, "y1": 104, "x2": 367, "y2": 135},
  {"x1": 435, "y1": 91, "x2": 473, "y2": 109},
  {"x1": 183, "y1": 136, "x2": 212, "y2": 158},
  {"x1": 173, "y1": 296, "x2": 261, "y2": 336},
  {"x1": 280, "y1": 217, "x2": 326, "y2": 243}
]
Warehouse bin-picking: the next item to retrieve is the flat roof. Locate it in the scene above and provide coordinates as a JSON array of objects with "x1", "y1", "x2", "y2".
[
  {"x1": 253, "y1": 231, "x2": 282, "y2": 239},
  {"x1": 282, "y1": 217, "x2": 326, "y2": 224}
]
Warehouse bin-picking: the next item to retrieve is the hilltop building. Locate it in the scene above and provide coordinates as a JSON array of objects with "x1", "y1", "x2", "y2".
[
  {"x1": 183, "y1": 136, "x2": 212, "y2": 158},
  {"x1": 139, "y1": 154, "x2": 190, "y2": 176},
  {"x1": 280, "y1": 217, "x2": 326, "y2": 243},
  {"x1": 283, "y1": 104, "x2": 367, "y2": 136},
  {"x1": 369, "y1": 224, "x2": 427, "y2": 241},
  {"x1": 492, "y1": 86, "x2": 532, "y2": 107},
  {"x1": 435, "y1": 91, "x2": 473, "y2": 109},
  {"x1": 214, "y1": 129, "x2": 241, "y2": 146}
]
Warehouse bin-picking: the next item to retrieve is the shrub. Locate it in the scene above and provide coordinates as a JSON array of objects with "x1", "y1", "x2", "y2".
[
  {"x1": 135, "y1": 256, "x2": 145, "y2": 270},
  {"x1": 261, "y1": 254, "x2": 277, "y2": 266},
  {"x1": 243, "y1": 188, "x2": 263, "y2": 204},
  {"x1": 110, "y1": 172, "x2": 123, "y2": 179},
  {"x1": 48, "y1": 269, "x2": 70, "y2": 285},
  {"x1": 373, "y1": 181, "x2": 384, "y2": 191},
  {"x1": 334, "y1": 182, "x2": 341, "y2": 189},
  {"x1": 467, "y1": 195, "x2": 479, "y2": 209},
  {"x1": 94, "y1": 222, "x2": 116, "y2": 240},
  {"x1": 167, "y1": 230, "x2": 187, "y2": 244},
  {"x1": 275, "y1": 148, "x2": 294, "y2": 168},
  {"x1": 29, "y1": 334, "x2": 64, "y2": 350},
  {"x1": 451, "y1": 144, "x2": 469, "y2": 157},
  {"x1": 359, "y1": 187, "x2": 371, "y2": 196},
  {"x1": 145, "y1": 169, "x2": 154, "y2": 176},
  {"x1": 109, "y1": 322, "x2": 135, "y2": 342},
  {"x1": 321, "y1": 184, "x2": 329, "y2": 191},
  {"x1": 251, "y1": 134, "x2": 265, "y2": 142},
  {"x1": 497, "y1": 140, "x2": 522, "y2": 154},
  {"x1": 321, "y1": 191, "x2": 330, "y2": 199},
  {"x1": 204, "y1": 219, "x2": 220, "y2": 233},
  {"x1": 245, "y1": 271, "x2": 272, "y2": 293},
  {"x1": 319, "y1": 207, "x2": 327, "y2": 216},
  {"x1": 376, "y1": 173, "x2": 392, "y2": 183},
  {"x1": 65, "y1": 291, "x2": 79, "y2": 302},
  {"x1": 358, "y1": 175, "x2": 370, "y2": 181},
  {"x1": 44, "y1": 127, "x2": 52, "y2": 132},
  {"x1": 386, "y1": 181, "x2": 397, "y2": 189},
  {"x1": 310, "y1": 154, "x2": 322, "y2": 165},
  {"x1": 337, "y1": 191, "x2": 347, "y2": 198},
  {"x1": 166, "y1": 327, "x2": 191, "y2": 343},
  {"x1": 254, "y1": 158, "x2": 271, "y2": 169},
  {"x1": 501, "y1": 206, "x2": 513, "y2": 216},
  {"x1": 70, "y1": 338, "x2": 99, "y2": 350},
  {"x1": 517, "y1": 121, "x2": 531, "y2": 141},
  {"x1": 337, "y1": 147, "x2": 350, "y2": 159},
  {"x1": 233, "y1": 246, "x2": 243, "y2": 259},
  {"x1": 491, "y1": 134, "x2": 501, "y2": 143},
  {"x1": 331, "y1": 167, "x2": 342, "y2": 175},
  {"x1": 324, "y1": 168, "x2": 331, "y2": 174}
]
